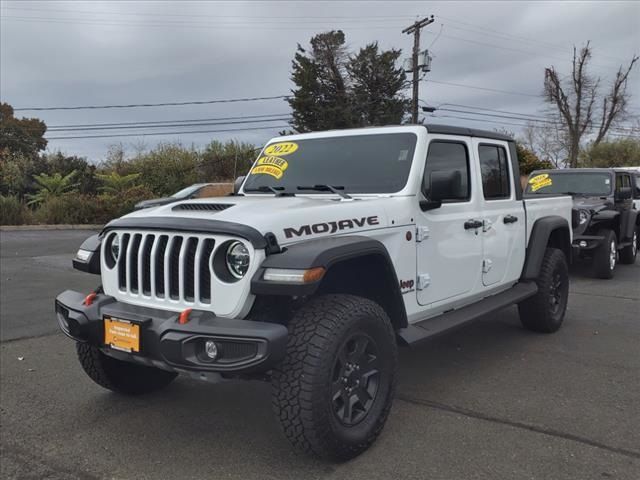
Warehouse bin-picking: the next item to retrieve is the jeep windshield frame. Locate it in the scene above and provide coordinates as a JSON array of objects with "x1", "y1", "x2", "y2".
[
  {"x1": 242, "y1": 132, "x2": 418, "y2": 195},
  {"x1": 526, "y1": 171, "x2": 613, "y2": 196}
]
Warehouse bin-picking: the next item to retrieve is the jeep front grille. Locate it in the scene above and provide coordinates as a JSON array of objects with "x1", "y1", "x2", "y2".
[{"x1": 110, "y1": 232, "x2": 218, "y2": 305}]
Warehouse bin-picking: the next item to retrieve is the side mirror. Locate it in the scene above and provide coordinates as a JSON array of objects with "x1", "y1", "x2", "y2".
[
  {"x1": 420, "y1": 170, "x2": 462, "y2": 211},
  {"x1": 615, "y1": 186, "x2": 632, "y2": 201},
  {"x1": 233, "y1": 175, "x2": 246, "y2": 195}
]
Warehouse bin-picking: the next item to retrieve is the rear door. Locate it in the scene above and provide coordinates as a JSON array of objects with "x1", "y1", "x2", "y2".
[
  {"x1": 473, "y1": 140, "x2": 526, "y2": 287},
  {"x1": 416, "y1": 138, "x2": 484, "y2": 307}
]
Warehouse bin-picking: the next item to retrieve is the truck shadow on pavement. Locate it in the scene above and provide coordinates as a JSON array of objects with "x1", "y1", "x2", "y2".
[{"x1": 70, "y1": 307, "x2": 566, "y2": 470}]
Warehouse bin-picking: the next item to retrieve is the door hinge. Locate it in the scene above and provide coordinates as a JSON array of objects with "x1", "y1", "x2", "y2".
[
  {"x1": 482, "y1": 219, "x2": 493, "y2": 232},
  {"x1": 417, "y1": 273, "x2": 431, "y2": 290},
  {"x1": 416, "y1": 226, "x2": 430, "y2": 242},
  {"x1": 482, "y1": 259, "x2": 493, "y2": 273}
]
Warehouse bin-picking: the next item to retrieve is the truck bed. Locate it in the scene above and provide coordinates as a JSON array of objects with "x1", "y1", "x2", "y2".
[{"x1": 524, "y1": 195, "x2": 573, "y2": 246}]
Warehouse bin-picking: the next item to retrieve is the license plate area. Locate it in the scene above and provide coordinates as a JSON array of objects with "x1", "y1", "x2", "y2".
[{"x1": 104, "y1": 315, "x2": 140, "y2": 353}]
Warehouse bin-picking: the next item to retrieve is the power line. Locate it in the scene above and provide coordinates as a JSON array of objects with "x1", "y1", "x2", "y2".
[
  {"x1": 0, "y1": 16, "x2": 407, "y2": 30},
  {"x1": 14, "y1": 95, "x2": 290, "y2": 112},
  {"x1": 435, "y1": 15, "x2": 631, "y2": 66},
  {"x1": 1, "y1": 6, "x2": 421, "y2": 20},
  {"x1": 426, "y1": 79, "x2": 539, "y2": 97},
  {"x1": 48, "y1": 112, "x2": 291, "y2": 129},
  {"x1": 45, "y1": 124, "x2": 290, "y2": 140},
  {"x1": 47, "y1": 116, "x2": 291, "y2": 132}
]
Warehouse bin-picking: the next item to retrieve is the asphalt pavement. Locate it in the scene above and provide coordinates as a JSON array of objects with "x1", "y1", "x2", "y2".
[{"x1": 1, "y1": 229, "x2": 639, "y2": 479}]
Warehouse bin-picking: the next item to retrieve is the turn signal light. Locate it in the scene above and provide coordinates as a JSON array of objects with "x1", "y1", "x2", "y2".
[
  {"x1": 178, "y1": 308, "x2": 192, "y2": 325},
  {"x1": 83, "y1": 292, "x2": 97, "y2": 306}
]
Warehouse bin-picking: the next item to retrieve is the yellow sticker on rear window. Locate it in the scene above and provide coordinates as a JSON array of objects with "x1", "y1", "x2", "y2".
[
  {"x1": 529, "y1": 173, "x2": 552, "y2": 192},
  {"x1": 264, "y1": 142, "x2": 298, "y2": 156},
  {"x1": 257, "y1": 155, "x2": 289, "y2": 172},
  {"x1": 251, "y1": 164, "x2": 284, "y2": 179}
]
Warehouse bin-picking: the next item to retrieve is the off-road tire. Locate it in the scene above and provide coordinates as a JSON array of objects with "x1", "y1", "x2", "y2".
[
  {"x1": 271, "y1": 294, "x2": 397, "y2": 461},
  {"x1": 619, "y1": 228, "x2": 637, "y2": 265},
  {"x1": 76, "y1": 343, "x2": 177, "y2": 395},
  {"x1": 593, "y1": 229, "x2": 617, "y2": 279},
  {"x1": 518, "y1": 248, "x2": 569, "y2": 333}
]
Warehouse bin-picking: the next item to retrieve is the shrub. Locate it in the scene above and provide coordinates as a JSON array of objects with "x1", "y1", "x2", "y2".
[
  {"x1": 0, "y1": 195, "x2": 31, "y2": 225},
  {"x1": 32, "y1": 194, "x2": 99, "y2": 225}
]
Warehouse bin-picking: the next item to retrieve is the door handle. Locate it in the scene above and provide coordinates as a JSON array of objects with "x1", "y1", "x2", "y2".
[
  {"x1": 464, "y1": 219, "x2": 483, "y2": 230},
  {"x1": 503, "y1": 215, "x2": 518, "y2": 224}
]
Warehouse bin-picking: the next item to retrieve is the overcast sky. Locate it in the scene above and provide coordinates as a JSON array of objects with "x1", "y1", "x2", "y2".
[{"x1": 1, "y1": 0, "x2": 639, "y2": 162}]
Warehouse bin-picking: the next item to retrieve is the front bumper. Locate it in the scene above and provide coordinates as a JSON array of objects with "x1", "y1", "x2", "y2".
[
  {"x1": 55, "y1": 290, "x2": 287, "y2": 375},
  {"x1": 572, "y1": 234, "x2": 606, "y2": 257}
]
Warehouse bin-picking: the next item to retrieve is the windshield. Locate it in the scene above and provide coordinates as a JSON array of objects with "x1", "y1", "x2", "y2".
[
  {"x1": 526, "y1": 172, "x2": 612, "y2": 196},
  {"x1": 242, "y1": 133, "x2": 417, "y2": 194},
  {"x1": 171, "y1": 184, "x2": 203, "y2": 198}
]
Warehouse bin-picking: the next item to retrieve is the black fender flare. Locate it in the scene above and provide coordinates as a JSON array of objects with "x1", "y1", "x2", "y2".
[
  {"x1": 251, "y1": 235, "x2": 408, "y2": 328},
  {"x1": 521, "y1": 216, "x2": 571, "y2": 280},
  {"x1": 72, "y1": 234, "x2": 102, "y2": 275}
]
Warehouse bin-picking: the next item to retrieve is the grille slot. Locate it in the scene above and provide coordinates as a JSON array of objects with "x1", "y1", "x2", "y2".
[
  {"x1": 109, "y1": 231, "x2": 227, "y2": 306},
  {"x1": 154, "y1": 235, "x2": 169, "y2": 297},
  {"x1": 172, "y1": 203, "x2": 233, "y2": 212},
  {"x1": 199, "y1": 239, "x2": 215, "y2": 303},
  {"x1": 128, "y1": 234, "x2": 142, "y2": 293},
  {"x1": 169, "y1": 237, "x2": 183, "y2": 300},
  {"x1": 117, "y1": 233, "x2": 130, "y2": 290}
]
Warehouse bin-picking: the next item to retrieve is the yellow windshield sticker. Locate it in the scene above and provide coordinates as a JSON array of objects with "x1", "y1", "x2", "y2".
[
  {"x1": 251, "y1": 164, "x2": 284, "y2": 179},
  {"x1": 529, "y1": 173, "x2": 552, "y2": 192},
  {"x1": 264, "y1": 142, "x2": 298, "y2": 156},
  {"x1": 257, "y1": 155, "x2": 289, "y2": 172}
]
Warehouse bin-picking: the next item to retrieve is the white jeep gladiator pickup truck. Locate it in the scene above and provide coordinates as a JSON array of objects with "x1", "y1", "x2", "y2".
[{"x1": 57, "y1": 125, "x2": 573, "y2": 460}]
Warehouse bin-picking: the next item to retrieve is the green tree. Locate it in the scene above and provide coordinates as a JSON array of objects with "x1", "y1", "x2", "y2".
[
  {"x1": 0, "y1": 150, "x2": 48, "y2": 197},
  {"x1": 288, "y1": 30, "x2": 355, "y2": 132},
  {"x1": 348, "y1": 42, "x2": 409, "y2": 126},
  {"x1": 26, "y1": 170, "x2": 78, "y2": 206},
  {"x1": 579, "y1": 138, "x2": 640, "y2": 167},
  {"x1": 96, "y1": 171, "x2": 141, "y2": 195},
  {"x1": 42, "y1": 151, "x2": 98, "y2": 194},
  {"x1": 0, "y1": 103, "x2": 47, "y2": 157},
  {"x1": 200, "y1": 140, "x2": 257, "y2": 180},
  {"x1": 129, "y1": 143, "x2": 199, "y2": 197},
  {"x1": 516, "y1": 143, "x2": 554, "y2": 174}
]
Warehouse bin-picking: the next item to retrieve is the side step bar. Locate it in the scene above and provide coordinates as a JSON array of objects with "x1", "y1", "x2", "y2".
[{"x1": 398, "y1": 282, "x2": 538, "y2": 345}]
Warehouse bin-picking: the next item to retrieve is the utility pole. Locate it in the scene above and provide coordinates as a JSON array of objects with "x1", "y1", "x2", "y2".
[{"x1": 403, "y1": 15, "x2": 435, "y2": 123}]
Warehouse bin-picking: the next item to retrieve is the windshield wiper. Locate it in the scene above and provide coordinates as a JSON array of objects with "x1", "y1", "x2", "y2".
[
  {"x1": 244, "y1": 186, "x2": 293, "y2": 197},
  {"x1": 296, "y1": 184, "x2": 352, "y2": 199}
]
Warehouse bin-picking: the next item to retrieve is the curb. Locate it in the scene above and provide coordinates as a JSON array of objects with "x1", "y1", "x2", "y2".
[{"x1": 0, "y1": 224, "x2": 103, "y2": 232}]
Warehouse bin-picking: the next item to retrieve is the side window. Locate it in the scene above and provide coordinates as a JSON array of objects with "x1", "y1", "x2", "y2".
[
  {"x1": 478, "y1": 144, "x2": 511, "y2": 199},
  {"x1": 634, "y1": 175, "x2": 640, "y2": 198},
  {"x1": 616, "y1": 174, "x2": 630, "y2": 190},
  {"x1": 423, "y1": 141, "x2": 470, "y2": 201}
]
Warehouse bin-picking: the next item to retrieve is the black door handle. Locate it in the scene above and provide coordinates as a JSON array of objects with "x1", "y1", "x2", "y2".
[
  {"x1": 503, "y1": 215, "x2": 518, "y2": 224},
  {"x1": 464, "y1": 219, "x2": 483, "y2": 230}
]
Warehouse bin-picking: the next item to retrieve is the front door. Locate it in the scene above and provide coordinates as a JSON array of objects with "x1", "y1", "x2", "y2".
[
  {"x1": 474, "y1": 140, "x2": 526, "y2": 287},
  {"x1": 416, "y1": 138, "x2": 484, "y2": 307}
]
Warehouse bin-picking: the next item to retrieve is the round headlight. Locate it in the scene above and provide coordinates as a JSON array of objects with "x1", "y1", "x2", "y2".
[
  {"x1": 225, "y1": 241, "x2": 250, "y2": 279},
  {"x1": 110, "y1": 235, "x2": 120, "y2": 261},
  {"x1": 579, "y1": 210, "x2": 589, "y2": 225}
]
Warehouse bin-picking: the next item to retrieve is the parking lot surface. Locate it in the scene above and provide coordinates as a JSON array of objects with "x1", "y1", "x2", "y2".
[{"x1": 1, "y1": 229, "x2": 639, "y2": 479}]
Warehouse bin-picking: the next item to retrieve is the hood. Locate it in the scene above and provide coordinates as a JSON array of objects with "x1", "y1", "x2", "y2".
[
  {"x1": 571, "y1": 196, "x2": 611, "y2": 212},
  {"x1": 134, "y1": 197, "x2": 176, "y2": 209},
  {"x1": 120, "y1": 195, "x2": 397, "y2": 245}
]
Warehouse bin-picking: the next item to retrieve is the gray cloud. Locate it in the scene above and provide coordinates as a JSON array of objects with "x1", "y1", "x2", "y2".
[{"x1": 1, "y1": 0, "x2": 638, "y2": 161}]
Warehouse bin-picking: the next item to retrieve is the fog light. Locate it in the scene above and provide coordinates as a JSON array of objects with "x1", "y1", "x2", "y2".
[
  {"x1": 579, "y1": 240, "x2": 587, "y2": 248},
  {"x1": 204, "y1": 340, "x2": 218, "y2": 360}
]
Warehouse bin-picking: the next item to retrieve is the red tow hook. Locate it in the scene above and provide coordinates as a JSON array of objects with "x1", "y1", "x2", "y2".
[
  {"x1": 178, "y1": 308, "x2": 192, "y2": 325},
  {"x1": 83, "y1": 292, "x2": 98, "y2": 306}
]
